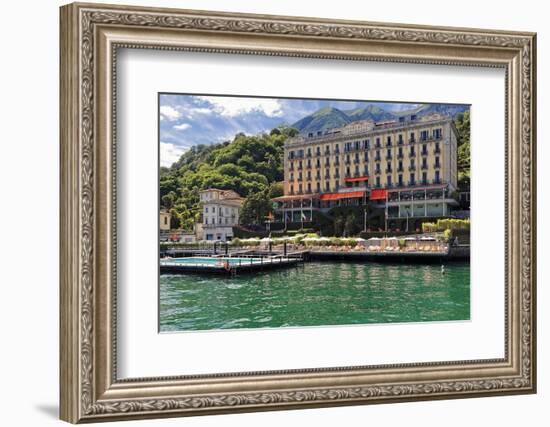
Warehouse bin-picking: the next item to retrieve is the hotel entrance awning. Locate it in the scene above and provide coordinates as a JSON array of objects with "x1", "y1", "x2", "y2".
[
  {"x1": 320, "y1": 191, "x2": 365, "y2": 201},
  {"x1": 344, "y1": 175, "x2": 369, "y2": 183},
  {"x1": 369, "y1": 189, "x2": 387, "y2": 200}
]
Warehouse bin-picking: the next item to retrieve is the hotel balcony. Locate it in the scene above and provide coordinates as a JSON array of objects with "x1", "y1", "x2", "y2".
[
  {"x1": 421, "y1": 164, "x2": 428, "y2": 170},
  {"x1": 385, "y1": 168, "x2": 392, "y2": 173},
  {"x1": 374, "y1": 155, "x2": 381, "y2": 161},
  {"x1": 408, "y1": 165, "x2": 416, "y2": 171},
  {"x1": 434, "y1": 162, "x2": 441, "y2": 168},
  {"x1": 386, "y1": 154, "x2": 392, "y2": 160},
  {"x1": 409, "y1": 151, "x2": 416, "y2": 157},
  {"x1": 421, "y1": 150, "x2": 428, "y2": 156},
  {"x1": 434, "y1": 147, "x2": 441, "y2": 154},
  {"x1": 397, "y1": 152, "x2": 404, "y2": 159}
]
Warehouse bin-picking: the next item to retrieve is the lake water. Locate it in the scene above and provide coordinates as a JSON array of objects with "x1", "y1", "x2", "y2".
[{"x1": 159, "y1": 261, "x2": 470, "y2": 332}]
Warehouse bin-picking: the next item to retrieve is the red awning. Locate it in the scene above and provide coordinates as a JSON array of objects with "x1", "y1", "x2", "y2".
[
  {"x1": 369, "y1": 189, "x2": 387, "y2": 200},
  {"x1": 320, "y1": 191, "x2": 365, "y2": 201},
  {"x1": 344, "y1": 175, "x2": 369, "y2": 183}
]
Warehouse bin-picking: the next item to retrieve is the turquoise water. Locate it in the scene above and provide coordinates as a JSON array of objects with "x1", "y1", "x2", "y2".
[{"x1": 159, "y1": 261, "x2": 470, "y2": 332}]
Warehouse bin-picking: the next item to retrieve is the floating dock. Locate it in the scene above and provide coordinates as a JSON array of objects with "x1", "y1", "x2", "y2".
[{"x1": 160, "y1": 255, "x2": 303, "y2": 275}]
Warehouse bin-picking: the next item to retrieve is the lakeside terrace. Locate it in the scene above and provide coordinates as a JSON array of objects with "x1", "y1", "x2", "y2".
[
  {"x1": 271, "y1": 183, "x2": 459, "y2": 225},
  {"x1": 161, "y1": 234, "x2": 469, "y2": 264}
]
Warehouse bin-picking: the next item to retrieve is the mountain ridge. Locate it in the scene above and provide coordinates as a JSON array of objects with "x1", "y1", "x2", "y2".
[{"x1": 291, "y1": 103, "x2": 468, "y2": 135}]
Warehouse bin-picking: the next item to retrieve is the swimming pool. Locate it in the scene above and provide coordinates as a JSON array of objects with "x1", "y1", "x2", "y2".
[{"x1": 161, "y1": 256, "x2": 265, "y2": 267}]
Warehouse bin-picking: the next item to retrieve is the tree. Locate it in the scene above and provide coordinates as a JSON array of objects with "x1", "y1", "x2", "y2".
[
  {"x1": 240, "y1": 190, "x2": 272, "y2": 226},
  {"x1": 344, "y1": 212, "x2": 358, "y2": 237}
]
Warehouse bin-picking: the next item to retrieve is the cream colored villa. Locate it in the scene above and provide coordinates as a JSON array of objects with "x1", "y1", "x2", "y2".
[
  {"x1": 273, "y1": 113, "x2": 460, "y2": 229},
  {"x1": 199, "y1": 188, "x2": 244, "y2": 241}
]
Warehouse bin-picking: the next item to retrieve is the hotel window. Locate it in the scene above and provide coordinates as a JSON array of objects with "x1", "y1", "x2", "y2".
[
  {"x1": 355, "y1": 166, "x2": 360, "y2": 175},
  {"x1": 290, "y1": 172, "x2": 294, "y2": 181},
  {"x1": 355, "y1": 153, "x2": 360, "y2": 163},
  {"x1": 205, "y1": 218, "x2": 208, "y2": 224},
  {"x1": 307, "y1": 148, "x2": 312, "y2": 157},
  {"x1": 364, "y1": 152, "x2": 369, "y2": 162},
  {"x1": 307, "y1": 183, "x2": 311, "y2": 193},
  {"x1": 355, "y1": 141, "x2": 361, "y2": 150},
  {"x1": 316, "y1": 147, "x2": 321, "y2": 156},
  {"x1": 325, "y1": 181, "x2": 330, "y2": 191},
  {"x1": 386, "y1": 136, "x2": 392, "y2": 146},
  {"x1": 410, "y1": 173, "x2": 416, "y2": 185},
  {"x1": 346, "y1": 166, "x2": 350, "y2": 177},
  {"x1": 409, "y1": 146, "x2": 416, "y2": 156},
  {"x1": 299, "y1": 184, "x2": 303, "y2": 193},
  {"x1": 375, "y1": 163, "x2": 381, "y2": 174},
  {"x1": 290, "y1": 184, "x2": 294, "y2": 194},
  {"x1": 335, "y1": 182, "x2": 340, "y2": 190},
  {"x1": 420, "y1": 130, "x2": 429, "y2": 141},
  {"x1": 410, "y1": 132, "x2": 415, "y2": 142},
  {"x1": 398, "y1": 160, "x2": 403, "y2": 172},
  {"x1": 387, "y1": 175, "x2": 392, "y2": 186},
  {"x1": 435, "y1": 142, "x2": 441, "y2": 154},
  {"x1": 422, "y1": 171, "x2": 427, "y2": 184},
  {"x1": 375, "y1": 150, "x2": 381, "y2": 161},
  {"x1": 364, "y1": 139, "x2": 370, "y2": 149},
  {"x1": 325, "y1": 168, "x2": 330, "y2": 178},
  {"x1": 386, "y1": 161, "x2": 392, "y2": 173},
  {"x1": 422, "y1": 158, "x2": 428, "y2": 169},
  {"x1": 434, "y1": 128, "x2": 442, "y2": 139},
  {"x1": 212, "y1": 206, "x2": 216, "y2": 213},
  {"x1": 316, "y1": 182, "x2": 321, "y2": 192},
  {"x1": 376, "y1": 137, "x2": 381, "y2": 148},
  {"x1": 376, "y1": 176, "x2": 381, "y2": 187},
  {"x1": 334, "y1": 144, "x2": 340, "y2": 153},
  {"x1": 398, "y1": 174, "x2": 403, "y2": 186},
  {"x1": 345, "y1": 142, "x2": 352, "y2": 152},
  {"x1": 386, "y1": 148, "x2": 391, "y2": 159},
  {"x1": 205, "y1": 207, "x2": 208, "y2": 213},
  {"x1": 164, "y1": 216, "x2": 168, "y2": 225},
  {"x1": 335, "y1": 168, "x2": 340, "y2": 178},
  {"x1": 325, "y1": 145, "x2": 330, "y2": 154},
  {"x1": 316, "y1": 159, "x2": 321, "y2": 167},
  {"x1": 422, "y1": 144, "x2": 428, "y2": 155},
  {"x1": 435, "y1": 170, "x2": 441, "y2": 183},
  {"x1": 398, "y1": 134, "x2": 403, "y2": 145},
  {"x1": 435, "y1": 156, "x2": 441, "y2": 168},
  {"x1": 289, "y1": 150, "x2": 295, "y2": 159}
]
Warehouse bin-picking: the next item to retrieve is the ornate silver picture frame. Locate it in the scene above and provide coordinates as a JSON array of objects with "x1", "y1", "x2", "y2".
[{"x1": 60, "y1": 2, "x2": 536, "y2": 423}]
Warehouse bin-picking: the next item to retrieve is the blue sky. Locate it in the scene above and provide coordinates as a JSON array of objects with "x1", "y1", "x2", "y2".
[{"x1": 159, "y1": 94, "x2": 419, "y2": 167}]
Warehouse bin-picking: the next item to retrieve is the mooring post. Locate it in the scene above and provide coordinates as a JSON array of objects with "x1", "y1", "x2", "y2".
[{"x1": 284, "y1": 241, "x2": 287, "y2": 256}]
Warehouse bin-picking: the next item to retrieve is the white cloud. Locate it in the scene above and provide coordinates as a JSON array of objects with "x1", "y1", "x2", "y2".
[
  {"x1": 160, "y1": 105, "x2": 181, "y2": 121},
  {"x1": 196, "y1": 96, "x2": 283, "y2": 118},
  {"x1": 173, "y1": 123, "x2": 191, "y2": 131},
  {"x1": 160, "y1": 142, "x2": 188, "y2": 167},
  {"x1": 188, "y1": 107, "x2": 213, "y2": 116}
]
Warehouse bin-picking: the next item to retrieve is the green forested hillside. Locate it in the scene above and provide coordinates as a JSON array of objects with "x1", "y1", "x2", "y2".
[
  {"x1": 454, "y1": 110, "x2": 470, "y2": 188},
  {"x1": 160, "y1": 127, "x2": 295, "y2": 230}
]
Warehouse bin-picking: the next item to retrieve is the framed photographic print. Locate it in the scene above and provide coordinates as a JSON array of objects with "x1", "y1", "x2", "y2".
[{"x1": 60, "y1": 2, "x2": 537, "y2": 423}]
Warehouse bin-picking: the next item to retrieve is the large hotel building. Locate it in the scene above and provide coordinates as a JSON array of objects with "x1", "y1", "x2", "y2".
[{"x1": 273, "y1": 113, "x2": 460, "y2": 230}]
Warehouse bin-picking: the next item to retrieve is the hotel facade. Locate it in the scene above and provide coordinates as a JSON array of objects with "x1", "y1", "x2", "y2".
[{"x1": 273, "y1": 113, "x2": 460, "y2": 230}]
